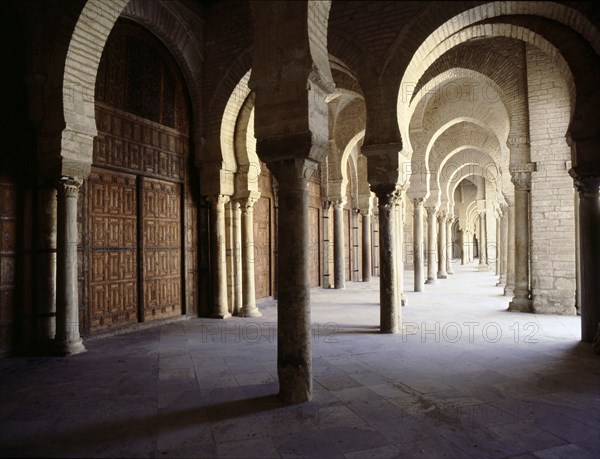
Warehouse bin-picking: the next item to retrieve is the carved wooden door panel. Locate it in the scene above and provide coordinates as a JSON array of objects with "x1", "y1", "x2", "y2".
[
  {"x1": 308, "y1": 206, "x2": 320, "y2": 288},
  {"x1": 253, "y1": 196, "x2": 271, "y2": 299},
  {"x1": 88, "y1": 168, "x2": 138, "y2": 332},
  {"x1": 141, "y1": 177, "x2": 182, "y2": 321}
]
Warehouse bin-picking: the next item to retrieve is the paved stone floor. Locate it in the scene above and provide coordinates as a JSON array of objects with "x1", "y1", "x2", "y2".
[{"x1": 1, "y1": 262, "x2": 599, "y2": 458}]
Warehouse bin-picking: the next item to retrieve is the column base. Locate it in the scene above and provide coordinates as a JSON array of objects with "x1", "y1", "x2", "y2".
[
  {"x1": 496, "y1": 281, "x2": 506, "y2": 288},
  {"x1": 447, "y1": 269, "x2": 454, "y2": 275},
  {"x1": 504, "y1": 284, "x2": 515, "y2": 297},
  {"x1": 425, "y1": 278, "x2": 437, "y2": 284},
  {"x1": 478, "y1": 264, "x2": 489, "y2": 272},
  {"x1": 508, "y1": 298, "x2": 533, "y2": 313},
  {"x1": 437, "y1": 273, "x2": 447, "y2": 279},
  {"x1": 54, "y1": 338, "x2": 86, "y2": 356},
  {"x1": 238, "y1": 307, "x2": 263, "y2": 318},
  {"x1": 211, "y1": 312, "x2": 232, "y2": 319}
]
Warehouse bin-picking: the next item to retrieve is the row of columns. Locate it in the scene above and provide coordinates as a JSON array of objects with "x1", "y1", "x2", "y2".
[
  {"x1": 323, "y1": 198, "x2": 376, "y2": 289},
  {"x1": 209, "y1": 194, "x2": 262, "y2": 319}
]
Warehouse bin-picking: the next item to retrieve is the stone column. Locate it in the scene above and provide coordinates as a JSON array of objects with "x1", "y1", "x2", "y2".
[
  {"x1": 322, "y1": 200, "x2": 331, "y2": 288},
  {"x1": 396, "y1": 192, "x2": 406, "y2": 306},
  {"x1": 412, "y1": 198, "x2": 425, "y2": 292},
  {"x1": 332, "y1": 198, "x2": 346, "y2": 289},
  {"x1": 495, "y1": 213, "x2": 501, "y2": 277},
  {"x1": 446, "y1": 218, "x2": 454, "y2": 274},
  {"x1": 270, "y1": 158, "x2": 314, "y2": 403},
  {"x1": 437, "y1": 213, "x2": 447, "y2": 279},
  {"x1": 460, "y1": 230, "x2": 466, "y2": 265},
  {"x1": 572, "y1": 175, "x2": 600, "y2": 342},
  {"x1": 210, "y1": 195, "x2": 231, "y2": 318},
  {"x1": 478, "y1": 211, "x2": 488, "y2": 270},
  {"x1": 504, "y1": 203, "x2": 516, "y2": 296},
  {"x1": 375, "y1": 187, "x2": 400, "y2": 333},
  {"x1": 232, "y1": 200, "x2": 242, "y2": 316},
  {"x1": 37, "y1": 187, "x2": 57, "y2": 345},
  {"x1": 54, "y1": 177, "x2": 85, "y2": 355},
  {"x1": 508, "y1": 170, "x2": 533, "y2": 312},
  {"x1": 361, "y1": 211, "x2": 372, "y2": 282},
  {"x1": 425, "y1": 206, "x2": 437, "y2": 284},
  {"x1": 497, "y1": 206, "x2": 508, "y2": 287},
  {"x1": 239, "y1": 195, "x2": 262, "y2": 317},
  {"x1": 574, "y1": 189, "x2": 581, "y2": 315},
  {"x1": 372, "y1": 213, "x2": 379, "y2": 276},
  {"x1": 352, "y1": 209, "x2": 360, "y2": 281}
]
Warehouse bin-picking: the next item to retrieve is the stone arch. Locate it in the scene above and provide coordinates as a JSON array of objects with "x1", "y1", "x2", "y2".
[{"x1": 222, "y1": 71, "x2": 251, "y2": 174}]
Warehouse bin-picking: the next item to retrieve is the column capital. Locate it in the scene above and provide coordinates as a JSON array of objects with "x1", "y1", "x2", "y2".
[
  {"x1": 437, "y1": 212, "x2": 447, "y2": 224},
  {"x1": 425, "y1": 205, "x2": 437, "y2": 218},
  {"x1": 207, "y1": 194, "x2": 231, "y2": 205},
  {"x1": 411, "y1": 197, "x2": 424, "y2": 207},
  {"x1": 322, "y1": 199, "x2": 332, "y2": 211},
  {"x1": 478, "y1": 209, "x2": 487, "y2": 217},
  {"x1": 373, "y1": 185, "x2": 400, "y2": 207},
  {"x1": 238, "y1": 191, "x2": 261, "y2": 210},
  {"x1": 352, "y1": 208, "x2": 361, "y2": 215},
  {"x1": 331, "y1": 196, "x2": 347, "y2": 209},
  {"x1": 57, "y1": 177, "x2": 83, "y2": 197},
  {"x1": 511, "y1": 171, "x2": 532, "y2": 191},
  {"x1": 572, "y1": 175, "x2": 600, "y2": 199}
]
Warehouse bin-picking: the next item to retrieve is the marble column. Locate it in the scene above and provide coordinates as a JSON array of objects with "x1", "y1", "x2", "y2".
[
  {"x1": 375, "y1": 187, "x2": 400, "y2": 333},
  {"x1": 446, "y1": 218, "x2": 454, "y2": 274},
  {"x1": 412, "y1": 198, "x2": 425, "y2": 292},
  {"x1": 232, "y1": 200, "x2": 242, "y2": 316},
  {"x1": 239, "y1": 196, "x2": 262, "y2": 317},
  {"x1": 322, "y1": 200, "x2": 331, "y2": 288},
  {"x1": 437, "y1": 213, "x2": 447, "y2": 279},
  {"x1": 37, "y1": 187, "x2": 57, "y2": 345},
  {"x1": 210, "y1": 195, "x2": 231, "y2": 318},
  {"x1": 509, "y1": 171, "x2": 532, "y2": 312},
  {"x1": 54, "y1": 177, "x2": 85, "y2": 355},
  {"x1": 504, "y1": 203, "x2": 516, "y2": 297},
  {"x1": 333, "y1": 198, "x2": 346, "y2": 289},
  {"x1": 425, "y1": 206, "x2": 437, "y2": 284},
  {"x1": 270, "y1": 158, "x2": 313, "y2": 403},
  {"x1": 573, "y1": 175, "x2": 600, "y2": 342},
  {"x1": 497, "y1": 207, "x2": 508, "y2": 287},
  {"x1": 361, "y1": 211, "x2": 372, "y2": 282},
  {"x1": 478, "y1": 211, "x2": 488, "y2": 270}
]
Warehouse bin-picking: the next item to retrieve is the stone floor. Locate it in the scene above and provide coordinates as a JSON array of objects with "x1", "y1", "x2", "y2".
[{"x1": 1, "y1": 262, "x2": 599, "y2": 458}]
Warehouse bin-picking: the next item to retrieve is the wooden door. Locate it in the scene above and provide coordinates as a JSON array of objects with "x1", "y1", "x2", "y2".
[
  {"x1": 254, "y1": 196, "x2": 271, "y2": 299},
  {"x1": 88, "y1": 168, "x2": 138, "y2": 331},
  {"x1": 141, "y1": 178, "x2": 182, "y2": 321}
]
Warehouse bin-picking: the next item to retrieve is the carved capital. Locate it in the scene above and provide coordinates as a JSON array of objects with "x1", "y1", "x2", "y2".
[
  {"x1": 331, "y1": 197, "x2": 347, "y2": 209},
  {"x1": 57, "y1": 177, "x2": 82, "y2": 198},
  {"x1": 207, "y1": 194, "x2": 231, "y2": 206},
  {"x1": 573, "y1": 175, "x2": 600, "y2": 199},
  {"x1": 411, "y1": 197, "x2": 424, "y2": 207},
  {"x1": 425, "y1": 206, "x2": 437, "y2": 218},
  {"x1": 511, "y1": 171, "x2": 532, "y2": 191},
  {"x1": 321, "y1": 199, "x2": 331, "y2": 211},
  {"x1": 437, "y1": 212, "x2": 447, "y2": 224}
]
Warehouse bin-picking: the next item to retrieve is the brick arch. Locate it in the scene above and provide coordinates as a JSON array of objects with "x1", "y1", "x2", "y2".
[
  {"x1": 61, "y1": 0, "x2": 206, "y2": 177},
  {"x1": 448, "y1": 164, "x2": 497, "y2": 210},
  {"x1": 399, "y1": 23, "x2": 577, "y2": 147},
  {"x1": 221, "y1": 70, "x2": 252, "y2": 174},
  {"x1": 61, "y1": 0, "x2": 129, "y2": 176},
  {"x1": 204, "y1": 49, "x2": 253, "y2": 169},
  {"x1": 408, "y1": 69, "x2": 512, "y2": 147}
]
